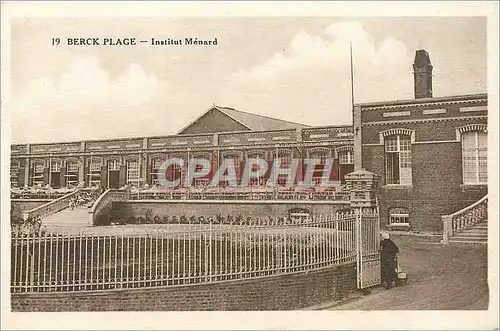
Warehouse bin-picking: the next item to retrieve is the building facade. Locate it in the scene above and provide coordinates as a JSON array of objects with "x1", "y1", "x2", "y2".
[
  {"x1": 10, "y1": 49, "x2": 488, "y2": 232},
  {"x1": 10, "y1": 106, "x2": 354, "y2": 192},
  {"x1": 354, "y1": 50, "x2": 488, "y2": 232}
]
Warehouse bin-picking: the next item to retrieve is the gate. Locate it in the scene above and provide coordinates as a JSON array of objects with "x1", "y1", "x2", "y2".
[{"x1": 355, "y1": 207, "x2": 381, "y2": 289}]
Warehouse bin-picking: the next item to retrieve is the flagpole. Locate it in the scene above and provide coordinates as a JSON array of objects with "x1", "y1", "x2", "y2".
[{"x1": 349, "y1": 41, "x2": 355, "y2": 128}]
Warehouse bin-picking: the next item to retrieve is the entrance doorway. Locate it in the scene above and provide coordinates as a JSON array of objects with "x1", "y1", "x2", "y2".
[
  {"x1": 107, "y1": 160, "x2": 120, "y2": 189},
  {"x1": 50, "y1": 173, "x2": 60, "y2": 188}
]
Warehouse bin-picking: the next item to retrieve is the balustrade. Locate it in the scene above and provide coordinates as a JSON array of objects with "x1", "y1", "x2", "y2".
[{"x1": 441, "y1": 195, "x2": 488, "y2": 244}]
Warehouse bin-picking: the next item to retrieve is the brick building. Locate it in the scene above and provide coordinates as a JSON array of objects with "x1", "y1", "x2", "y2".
[
  {"x1": 353, "y1": 50, "x2": 488, "y2": 232},
  {"x1": 10, "y1": 49, "x2": 487, "y2": 232},
  {"x1": 10, "y1": 106, "x2": 354, "y2": 193}
]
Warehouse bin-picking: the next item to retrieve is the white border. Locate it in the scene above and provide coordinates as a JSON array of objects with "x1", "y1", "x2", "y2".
[{"x1": 1, "y1": 2, "x2": 499, "y2": 330}]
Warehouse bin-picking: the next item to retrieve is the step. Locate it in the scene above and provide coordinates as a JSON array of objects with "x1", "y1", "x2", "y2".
[
  {"x1": 474, "y1": 224, "x2": 488, "y2": 229},
  {"x1": 455, "y1": 230, "x2": 488, "y2": 236},
  {"x1": 459, "y1": 228, "x2": 488, "y2": 234},
  {"x1": 450, "y1": 236, "x2": 488, "y2": 242},
  {"x1": 448, "y1": 240, "x2": 487, "y2": 245}
]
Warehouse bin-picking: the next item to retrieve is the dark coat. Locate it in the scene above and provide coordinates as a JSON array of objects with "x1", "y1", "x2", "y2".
[{"x1": 380, "y1": 239, "x2": 399, "y2": 265}]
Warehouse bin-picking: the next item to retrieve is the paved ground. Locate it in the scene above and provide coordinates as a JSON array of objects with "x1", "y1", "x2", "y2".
[{"x1": 322, "y1": 235, "x2": 489, "y2": 310}]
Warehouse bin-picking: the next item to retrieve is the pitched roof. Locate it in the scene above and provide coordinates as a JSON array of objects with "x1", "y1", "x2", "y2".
[
  {"x1": 217, "y1": 107, "x2": 309, "y2": 131},
  {"x1": 177, "y1": 105, "x2": 309, "y2": 134}
]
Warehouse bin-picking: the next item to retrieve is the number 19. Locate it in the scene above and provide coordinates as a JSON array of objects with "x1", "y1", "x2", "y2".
[{"x1": 52, "y1": 38, "x2": 60, "y2": 46}]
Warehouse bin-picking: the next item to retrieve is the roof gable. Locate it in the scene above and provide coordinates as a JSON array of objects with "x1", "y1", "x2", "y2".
[{"x1": 178, "y1": 105, "x2": 308, "y2": 135}]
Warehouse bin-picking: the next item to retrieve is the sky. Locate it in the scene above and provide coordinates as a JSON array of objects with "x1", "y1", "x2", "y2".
[{"x1": 9, "y1": 17, "x2": 487, "y2": 144}]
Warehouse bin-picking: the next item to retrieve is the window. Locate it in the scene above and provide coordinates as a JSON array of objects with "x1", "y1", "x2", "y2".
[
  {"x1": 462, "y1": 131, "x2": 487, "y2": 184},
  {"x1": 310, "y1": 150, "x2": 329, "y2": 185},
  {"x1": 385, "y1": 135, "x2": 412, "y2": 185},
  {"x1": 339, "y1": 150, "x2": 354, "y2": 164},
  {"x1": 65, "y1": 161, "x2": 79, "y2": 187},
  {"x1": 150, "y1": 158, "x2": 164, "y2": 185},
  {"x1": 32, "y1": 163, "x2": 44, "y2": 186},
  {"x1": 389, "y1": 208, "x2": 409, "y2": 226},
  {"x1": 88, "y1": 159, "x2": 102, "y2": 187},
  {"x1": 11, "y1": 161, "x2": 20, "y2": 188},
  {"x1": 248, "y1": 154, "x2": 265, "y2": 187},
  {"x1": 126, "y1": 160, "x2": 140, "y2": 187},
  {"x1": 289, "y1": 208, "x2": 311, "y2": 224},
  {"x1": 219, "y1": 156, "x2": 240, "y2": 187}
]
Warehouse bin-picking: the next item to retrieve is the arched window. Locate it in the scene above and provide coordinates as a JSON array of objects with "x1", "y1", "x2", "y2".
[
  {"x1": 385, "y1": 135, "x2": 412, "y2": 185},
  {"x1": 461, "y1": 129, "x2": 487, "y2": 185}
]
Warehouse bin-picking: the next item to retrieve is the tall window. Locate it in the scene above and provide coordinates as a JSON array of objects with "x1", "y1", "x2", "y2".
[
  {"x1": 150, "y1": 158, "x2": 164, "y2": 185},
  {"x1": 462, "y1": 131, "x2": 487, "y2": 184},
  {"x1": 310, "y1": 150, "x2": 329, "y2": 185},
  {"x1": 88, "y1": 159, "x2": 102, "y2": 187},
  {"x1": 66, "y1": 161, "x2": 79, "y2": 187},
  {"x1": 277, "y1": 151, "x2": 292, "y2": 186},
  {"x1": 385, "y1": 135, "x2": 412, "y2": 185},
  {"x1": 220, "y1": 155, "x2": 240, "y2": 187},
  {"x1": 248, "y1": 153, "x2": 266, "y2": 187},
  {"x1": 126, "y1": 160, "x2": 140, "y2": 187},
  {"x1": 32, "y1": 163, "x2": 44, "y2": 186}
]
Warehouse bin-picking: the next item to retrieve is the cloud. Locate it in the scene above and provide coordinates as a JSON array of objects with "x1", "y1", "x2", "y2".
[
  {"x1": 228, "y1": 21, "x2": 412, "y2": 126},
  {"x1": 11, "y1": 56, "x2": 170, "y2": 143},
  {"x1": 233, "y1": 21, "x2": 409, "y2": 84}
]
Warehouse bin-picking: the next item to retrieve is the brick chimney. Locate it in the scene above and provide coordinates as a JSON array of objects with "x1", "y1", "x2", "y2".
[{"x1": 413, "y1": 49, "x2": 433, "y2": 99}]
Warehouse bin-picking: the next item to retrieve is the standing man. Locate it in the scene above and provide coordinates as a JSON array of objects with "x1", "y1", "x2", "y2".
[{"x1": 380, "y1": 232, "x2": 399, "y2": 289}]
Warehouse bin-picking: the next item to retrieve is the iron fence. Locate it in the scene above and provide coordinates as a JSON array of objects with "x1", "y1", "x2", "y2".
[{"x1": 11, "y1": 213, "x2": 358, "y2": 293}]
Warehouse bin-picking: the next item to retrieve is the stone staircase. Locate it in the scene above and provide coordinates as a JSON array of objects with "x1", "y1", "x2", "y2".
[
  {"x1": 448, "y1": 220, "x2": 487, "y2": 244},
  {"x1": 42, "y1": 206, "x2": 92, "y2": 230}
]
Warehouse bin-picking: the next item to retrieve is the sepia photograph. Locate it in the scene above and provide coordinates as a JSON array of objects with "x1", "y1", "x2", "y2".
[{"x1": 1, "y1": 1, "x2": 498, "y2": 330}]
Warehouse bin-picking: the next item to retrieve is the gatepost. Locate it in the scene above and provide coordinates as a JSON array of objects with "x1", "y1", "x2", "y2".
[{"x1": 344, "y1": 169, "x2": 381, "y2": 289}]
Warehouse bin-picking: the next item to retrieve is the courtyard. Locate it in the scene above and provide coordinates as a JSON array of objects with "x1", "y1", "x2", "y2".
[{"x1": 320, "y1": 235, "x2": 489, "y2": 310}]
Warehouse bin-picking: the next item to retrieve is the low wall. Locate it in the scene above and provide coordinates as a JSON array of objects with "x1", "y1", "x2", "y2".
[
  {"x1": 11, "y1": 262, "x2": 356, "y2": 311},
  {"x1": 11, "y1": 200, "x2": 52, "y2": 219},
  {"x1": 111, "y1": 200, "x2": 350, "y2": 222}
]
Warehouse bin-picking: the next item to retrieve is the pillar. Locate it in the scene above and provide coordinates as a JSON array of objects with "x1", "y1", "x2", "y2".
[
  {"x1": 78, "y1": 156, "x2": 85, "y2": 184},
  {"x1": 345, "y1": 169, "x2": 380, "y2": 209},
  {"x1": 24, "y1": 158, "x2": 30, "y2": 187}
]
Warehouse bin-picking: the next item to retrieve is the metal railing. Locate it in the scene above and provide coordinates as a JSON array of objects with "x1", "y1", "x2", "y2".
[
  {"x1": 11, "y1": 192, "x2": 71, "y2": 200},
  {"x1": 128, "y1": 189, "x2": 350, "y2": 201},
  {"x1": 11, "y1": 213, "x2": 358, "y2": 293},
  {"x1": 441, "y1": 195, "x2": 488, "y2": 244}
]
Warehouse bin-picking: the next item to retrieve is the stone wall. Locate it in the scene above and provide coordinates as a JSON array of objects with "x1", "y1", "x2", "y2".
[
  {"x1": 111, "y1": 200, "x2": 350, "y2": 222},
  {"x1": 11, "y1": 200, "x2": 52, "y2": 219},
  {"x1": 11, "y1": 262, "x2": 357, "y2": 311}
]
